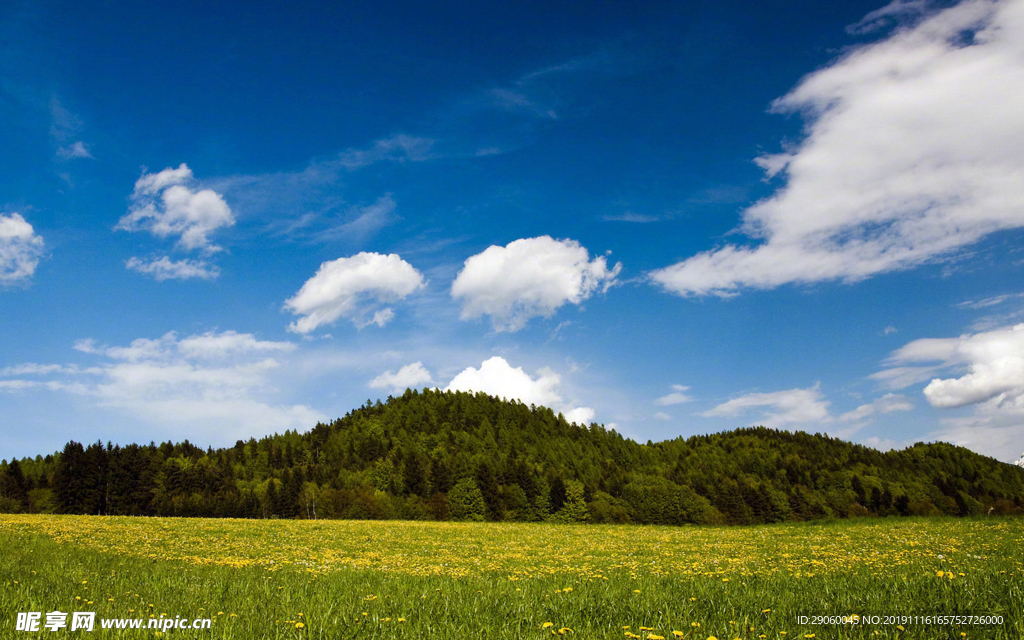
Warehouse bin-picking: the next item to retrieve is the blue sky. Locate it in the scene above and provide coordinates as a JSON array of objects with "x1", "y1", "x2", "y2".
[{"x1": 3, "y1": 0, "x2": 1024, "y2": 462}]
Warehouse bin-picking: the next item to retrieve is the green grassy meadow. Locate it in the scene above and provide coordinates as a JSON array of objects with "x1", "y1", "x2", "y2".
[{"x1": 1, "y1": 515, "x2": 1022, "y2": 639}]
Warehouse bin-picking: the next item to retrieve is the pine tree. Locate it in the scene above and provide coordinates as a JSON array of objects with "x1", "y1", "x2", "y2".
[{"x1": 448, "y1": 477, "x2": 486, "y2": 521}]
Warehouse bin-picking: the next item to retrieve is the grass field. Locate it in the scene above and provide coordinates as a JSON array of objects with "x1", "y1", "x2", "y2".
[{"x1": 1, "y1": 515, "x2": 1022, "y2": 639}]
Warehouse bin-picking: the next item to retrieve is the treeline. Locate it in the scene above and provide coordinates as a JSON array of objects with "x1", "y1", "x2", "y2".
[{"x1": 2, "y1": 389, "x2": 1024, "y2": 524}]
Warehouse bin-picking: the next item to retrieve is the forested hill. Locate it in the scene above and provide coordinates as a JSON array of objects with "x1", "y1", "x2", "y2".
[{"x1": 2, "y1": 389, "x2": 1023, "y2": 524}]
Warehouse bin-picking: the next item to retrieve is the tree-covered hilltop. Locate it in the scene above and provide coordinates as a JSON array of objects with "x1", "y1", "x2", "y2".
[{"x1": 2, "y1": 389, "x2": 1023, "y2": 523}]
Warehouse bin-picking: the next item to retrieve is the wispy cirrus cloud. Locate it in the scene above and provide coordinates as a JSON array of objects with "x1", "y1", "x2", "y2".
[
  {"x1": 49, "y1": 97, "x2": 93, "y2": 164},
  {"x1": 837, "y1": 393, "x2": 913, "y2": 423},
  {"x1": 316, "y1": 195, "x2": 399, "y2": 243},
  {"x1": 603, "y1": 186, "x2": 751, "y2": 224},
  {"x1": 125, "y1": 256, "x2": 220, "y2": 281},
  {"x1": 702, "y1": 384, "x2": 912, "y2": 431},
  {"x1": 338, "y1": 135, "x2": 435, "y2": 170},
  {"x1": 199, "y1": 54, "x2": 613, "y2": 247},
  {"x1": 0, "y1": 331, "x2": 323, "y2": 443},
  {"x1": 655, "y1": 384, "x2": 693, "y2": 406},
  {"x1": 602, "y1": 212, "x2": 666, "y2": 223},
  {"x1": 701, "y1": 385, "x2": 832, "y2": 428},
  {"x1": 846, "y1": 0, "x2": 930, "y2": 35},
  {"x1": 957, "y1": 292, "x2": 1024, "y2": 310},
  {"x1": 56, "y1": 140, "x2": 92, "y2": 160}
]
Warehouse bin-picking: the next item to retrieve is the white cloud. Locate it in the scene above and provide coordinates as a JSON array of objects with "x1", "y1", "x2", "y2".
[
  {"x1": 562, "y1": 406, "x2": 596, "y2": 426},
  {"x1": 444, "y1": 356, "x2": 595, "y2": 425},
  {"x1": 0, "y1": 363, "x2": 90, "y2": 376},
  {"x1": 369, "y1": 361, "x2": 433, "y2": 394},
  {"x1": 446, "y1": 356, "x2": 562, "y2": 405},
  {"x1": 71, "y1": 330, "x2": 295, "y2": 362},
  {"x1": 701, "y1": 385, "x2": 831, "y2": 428},
  {"x1": 56, "y1": 141, "x2": 92, "y2": 160},
  {"x1": 838, "y1": 393, "x2": 914, "y2": 422},
  {"x1": 284, "y1": 252, "x2": 425, "y2": 333},
  {"x1": 655, "y1": 384, "x2": 693, "y2": 406},
  {"x1": 338, "y1": 135, "x2": 435, "y2": 170},
  {"x1": 0, "y1": 213, "x2": 45, "y2": 285},
  {"x1": 116, "y1": 164, "x2": 235, "y2": 253},
  {"x1": 929, "y1": 415, "x2": 1024, "y2": 462},
  {"x1": 878, "y1": 323, "x2": 1024, "y2": 409},
  {"x1": 873, "y1": 322, "x2": 1024, "y2": 461},
  {"x1": 650, "y1": 0, "x2": 1024, "y2": 297},
  {"x1": 654, "y1": 411, "x2": 672, "y2": 421},
  {"x1": 858, "y1": 435, "x2": 905, "y2": 452},
  {"x1": 451, "y1": 236, "x2": 622, "y2": 332},
  {"x1": 125, "y1": 256, "x2": 220, "y2": 281},
  {"x1": 869, "y1": 364, "x2": 944, "y2": 390},
  {"x1": 176, "y1": 330, "x2": 297, "y2": 360},
  {"x1": 702, "y1": 384, "x2": 913, "y2": 432},
  {"x1": 0, "y1": 380, "x2": 42, "y2": 391},
  {"x1": 15, "y1": 330, "x2": 323, "y2": 442}
]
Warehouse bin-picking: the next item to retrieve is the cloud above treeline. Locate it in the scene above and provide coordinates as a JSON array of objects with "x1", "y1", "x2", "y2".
[
  {"x1": 651, "y1": 0, "x2": 1024, "y2": 297},
  {"x1": 701, "y1": 383, "x2": 912, "y2": 431},
  {"x1": 877, "y1": 322, "x2": 1024, "y2": 411},
  {"x1": 0, "y1": 330, "x2": 322, "y2": 443},
  {"x1": 874, "y1": 320, "x2": 1024, "y2": 460},
  {"x1": 369, "y1": 361, "x2": 433, "y2": 395},
  {"x1": 444, "y1": 356, "x2": 595, "y2": 425}
]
